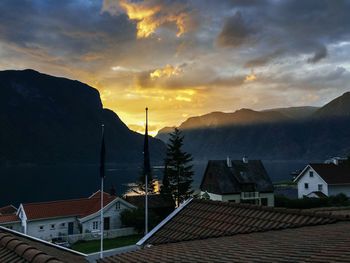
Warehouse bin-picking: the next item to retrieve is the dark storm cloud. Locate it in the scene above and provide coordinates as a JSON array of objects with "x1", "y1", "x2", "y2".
[
  {"x1": 0, "y1": 0, "x2": 135, "y2": 59},
  {"x1": 216, "y1": 0, "x2": 350, "y2": 66},
  {"x1": 307, "y1": 46, "x2": 328, "y2": 64},
  {"x1": 216, "y1": 11, "x2": 257, "y2": 48}
]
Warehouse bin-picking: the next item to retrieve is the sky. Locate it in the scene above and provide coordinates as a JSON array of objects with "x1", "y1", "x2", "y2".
[{"x1": 1, "y1": 0, "x2": 350, "y2": 136}]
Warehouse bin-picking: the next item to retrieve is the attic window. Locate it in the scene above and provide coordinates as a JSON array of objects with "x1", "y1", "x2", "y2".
[
  {"x1": 309, "y1": 171, "x2": 314, "y2": 177},
  {"x1": 304, "y1": 183, "x2": 309, "y2": 189},
  {"x1": 116, "y1": 201, "x2": 121, "y2": 210}
]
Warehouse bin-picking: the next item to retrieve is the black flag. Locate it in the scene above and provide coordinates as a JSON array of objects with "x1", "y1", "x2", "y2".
[
  {"x1": 143, "y1": 108, "x2": 151, "y2": 176},
  {"x1": 100, "y1": 124, "x2": 105, "y2": 178}
]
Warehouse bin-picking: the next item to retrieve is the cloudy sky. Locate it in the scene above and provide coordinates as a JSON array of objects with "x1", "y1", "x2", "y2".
[{"x1": 1, "y1": 0, "x2": 350, "y2": 135}]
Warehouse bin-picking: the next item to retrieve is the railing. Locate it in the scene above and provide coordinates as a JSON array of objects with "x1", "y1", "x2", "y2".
[
  {"x1": 64, "y1": 227, "x2": 137, "y2": 244},
  {"x1": 241, "y1": 192, "x2": 260, "y2": 200}
]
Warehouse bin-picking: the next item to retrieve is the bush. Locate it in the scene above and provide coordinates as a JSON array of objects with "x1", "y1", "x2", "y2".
[
  {"x1": 275, "y1": 193, "x2": 350, "y2": 209},
  {"x1": 120, "y1": 207, "x2": 159, "y2": 233}
]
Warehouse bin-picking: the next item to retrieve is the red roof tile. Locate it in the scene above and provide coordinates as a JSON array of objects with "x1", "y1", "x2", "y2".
[
  {"x1": 23, "y1": 191, "x2": 116, "y2": 220},
  {"x1": 0, "y1": 205, "x2": 17, "y2": 215},
  {"x1": 0, "y1": 214, "x2": 20, "y2": 224},
  {"x1": 99, "y1": 221, "x2": 350, "y2": 263},
  {"x1": 0, "y1": 227, "x2": 88, "y2": 262},
  {"x1": 141, "y1": 198, "x2": 347, "y2": 246}
]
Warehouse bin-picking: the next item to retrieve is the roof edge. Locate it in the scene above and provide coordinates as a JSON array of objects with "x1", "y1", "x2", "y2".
[
  {"x1": 0, "y1": 225, "x2": 88, "y2": 257},
  {"x1": 136, "y1": 198, "x2": 193, "y2": 246}
]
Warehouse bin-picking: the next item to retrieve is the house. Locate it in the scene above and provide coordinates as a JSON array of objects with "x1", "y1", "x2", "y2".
[
  {"x1": 0, "y1": 205, "x2": 22, "y2": 232},
  {"x1": 12, "y1": 191, "x2": 135, "y2": 241},
  {"x1": 0, "y1": 226, "x2": 88, "y2": 262},
  {"x1": 294, "y1": 162, "x2": 350, "y2": 198},
  {"x1": 98, "y1": 198, "x2": 350, "y2": 263},
  {"x1": 200, "y1": 157, "x2": 274, "y2": 206}
]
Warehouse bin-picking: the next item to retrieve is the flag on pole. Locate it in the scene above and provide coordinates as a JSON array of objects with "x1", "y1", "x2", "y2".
[
  {"x1": 143, "y1": 108, "x2": 151, "y2": 176},
  {"x1": 100, "y1": 125, "x2": 105, "y2": 178}
]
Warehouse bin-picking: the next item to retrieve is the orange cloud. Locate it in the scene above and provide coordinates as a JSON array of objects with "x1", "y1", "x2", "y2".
[
  {"x1": 114, "y1": 0, "x2": 190, "y2": 38},
  {"x1": 150, "y1": 64, "x2": 181, "y2": 79},
  {"x1": 244, "y1": 73, "x2": 257, "y2": 82}
]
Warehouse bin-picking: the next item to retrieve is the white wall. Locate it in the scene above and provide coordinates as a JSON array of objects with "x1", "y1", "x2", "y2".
[
  {"x1": 201, "y1": 191, "x2": 223, "y2": 201},
  {"x1": 260, "y1": 193, "x2": 274, "y2": 207},
  {"x1": 202, "y1": 191, "x2": 274, "y2": 206},
  {"x1": 328, "y1": 185, "x2": 350, "y2": 197},
  {"x1": 297, "y1": 166, "x2": 328, "y2": 198},
  {"x1": 26, "y1": 216, "x2": 79, "y2": 241},
  {"x1": 0, "y1": 222, "x2": 23, "y2": 232},
  {"x1": 81, "y1": 200, "x2": 129, "y2": 233}
]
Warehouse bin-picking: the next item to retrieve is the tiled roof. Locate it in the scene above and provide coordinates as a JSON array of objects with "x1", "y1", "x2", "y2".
[
  {"x1": 0, "y1": 205, "x2": 17, "y2": 215},
  {"x1": 98, "y1": 221, "x2": 350, "y2": 263},
  {"x1": 200, "y1": 160, "x2": 273, "y2": 195},
  {"x1": 23, "y1": 191, "x2": 116, "y2": 220},
  {"x1": 124, "y1": 194, "x2": 174, "y2": 209},
  {"x1": 0, "y1": 214, "x2": 20, "y2": 224},
  {"x1": 309, "y1": 163, "x2": 350, "y2": 184},
  {"x1": 0, "y1": 227, "x2": 87, "y2": 263},
  {"x1": 141, "y1": 198, "x2": 347, "y2": 245}
]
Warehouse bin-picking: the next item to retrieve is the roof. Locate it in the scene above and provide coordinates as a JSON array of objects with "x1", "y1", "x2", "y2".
[
  {"x1": 306, "y1": 191, "x2": 328, "y2": 198},
  {"x1": 0, "y1": 205, "x2": 20, "y2": 224},
  {"x1": 310, "y1": 163, "x2": 350, "y2": 184},
  {"x1": 98, "y1": 221, "x2": 350, "y2": 263},
  {"x1": 139, "y1": 198, "x2": 346, "y2": 246},
  {"x1": 200, "y1": 160, "x2": 273, "y2": 195},
  {"x1": 0, "y1": 205, "x2": 17, "y2": 215},
  {"x1": 0, "y1": 214, "x2": 20, "y2": 224},
  {"x1": 0, "y1": 226, "x2": 88, "y2": 263},
  {"x1": 124, "y1": 194, "x2": 174, "y2": 209},
  {"x1": 22, "y1": 191, "x2": 116, "y2": 220}
]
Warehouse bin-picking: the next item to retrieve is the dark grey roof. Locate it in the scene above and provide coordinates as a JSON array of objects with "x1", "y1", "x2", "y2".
[{"x1": 200, "y1": 160, "x2": 273, "y2": 194}]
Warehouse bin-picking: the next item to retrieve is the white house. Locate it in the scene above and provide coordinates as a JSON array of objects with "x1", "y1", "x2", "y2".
[
  {"x1": 7, "y1": 191, "x2": 135, "y2": 241},
  {"x1": 200, "y1": 157, "x2": 274, "y2": 206},
  {"x1": 0, "y1": 205, "x2": 22, "y2": 232},
  {"x1": 294, "y1": 162, "x2": 350, "y2": 198}
]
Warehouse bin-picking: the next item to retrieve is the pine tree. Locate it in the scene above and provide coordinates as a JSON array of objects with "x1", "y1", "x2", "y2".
[{"x1": 160, "y1": 128, "x2": 194, "y2": 207}]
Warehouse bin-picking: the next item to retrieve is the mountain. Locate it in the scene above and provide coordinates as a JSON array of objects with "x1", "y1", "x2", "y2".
[
  {"x1": 313, "y1": 92, "x2": 350, "y2": 118},
  {"x1": 263, "y1": 106, "x2": 319, "y2": 119},
  {"x1": 156, "y1": 93, "x2": 350, "y2": 160},
  {"x1": 0, "y1": 69, "x2": 165, "y2": 165}
]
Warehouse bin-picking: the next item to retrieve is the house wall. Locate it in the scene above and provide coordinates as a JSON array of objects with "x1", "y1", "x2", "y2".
[
  {"x1": 202, "y1": 192, "x2": 274, "y2": 206},
  {"x1": 328, "y1": 185, "x2": 350, "y2": 197},
  {"x1": 297, "y1": 167, "x2": 328, "y2": 198},
  {"x1": 81, "y1": 200, "x2": 129, "y2": 233},
  {"x1": 260, "y1": 193, "x2": 274, "y2": 207},
  {"x1": 0, "y1": 222, "x2": 23, "y2": 232},
  {"x1": 26, "y1": 216, "x2": 79, "y2": 241}
]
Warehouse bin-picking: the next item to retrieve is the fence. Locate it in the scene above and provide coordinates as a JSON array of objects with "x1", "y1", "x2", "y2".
[{"x1": 65, "y1": 227, "x2": 137, "y2": 244}]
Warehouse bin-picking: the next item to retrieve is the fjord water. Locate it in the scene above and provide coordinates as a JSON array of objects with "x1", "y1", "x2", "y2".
[{"x1": 0, "y1": 160, "x2": 314, "y2": 207}]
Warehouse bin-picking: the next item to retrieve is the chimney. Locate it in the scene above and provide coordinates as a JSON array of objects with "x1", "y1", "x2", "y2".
[
  {"x1": 226, "y1": 156, "x2": 232, "y2": 167},
  {"x1": 243, "y1": 156, "x2": 248, "y2": 164}
]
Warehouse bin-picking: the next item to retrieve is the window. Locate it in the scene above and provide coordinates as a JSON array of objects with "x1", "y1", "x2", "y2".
[
  {"x1": 116, "y1": 201, "x2": 121, "y2": 210},
  {"x1": 39, "y1": 226, "x2": 44, "y2": 231},
  {"x1": 61, "y1": 223, "x2": 65, "y2": 227},
  {"x1": 309, "y1": 171, "x2": 314, "y2": 177},
  {"x1": 304, "y1": 183, "x2": 309, "y2": 189},
  {"x1": 104, "y1": 217, "x2": 110, "y2": 230},
  {"x1": 50, "y1": 224, "x2": 55, "y2": 230},
  {"x1": 318, "y1": 184, "x2": 323, "y2": 191},
  {"x1": 92, "y1": 221, "x2": 99, "y2": 230}
]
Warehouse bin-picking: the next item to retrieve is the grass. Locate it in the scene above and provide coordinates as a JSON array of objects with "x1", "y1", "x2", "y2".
[{"x1": 71, "y1": 234, "x2": 143, "y2": 254}]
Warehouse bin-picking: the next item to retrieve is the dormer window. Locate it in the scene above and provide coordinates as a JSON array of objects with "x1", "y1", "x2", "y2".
[{"x1": 309, "y1": 171, "x2": 314, "y2": 177}]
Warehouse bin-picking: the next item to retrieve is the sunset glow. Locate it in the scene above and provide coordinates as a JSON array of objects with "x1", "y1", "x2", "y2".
[{"x1": 1, "y1": 1, "x2": 349, "y2": 136}]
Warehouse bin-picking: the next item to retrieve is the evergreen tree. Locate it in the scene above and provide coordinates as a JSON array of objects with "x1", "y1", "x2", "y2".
[{"x1": 160, "y1": 128, "x2": 194, "y2": 207}]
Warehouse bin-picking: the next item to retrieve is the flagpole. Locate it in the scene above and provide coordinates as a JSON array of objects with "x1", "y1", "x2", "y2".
[
  {"x1": 100, "y1": 124, "x2": 105, "y2": 259},
  {"x1": 145, "y1": 107, "x2": 149, "y2": 235}
]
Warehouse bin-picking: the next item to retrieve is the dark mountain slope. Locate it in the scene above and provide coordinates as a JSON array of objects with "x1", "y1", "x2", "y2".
[
  {"x1": 0, "y1": 69, "x2": 165, "y2": 165},
  {"x1": 313, "y1": 92, "x2": 350, "y2": 118}
]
